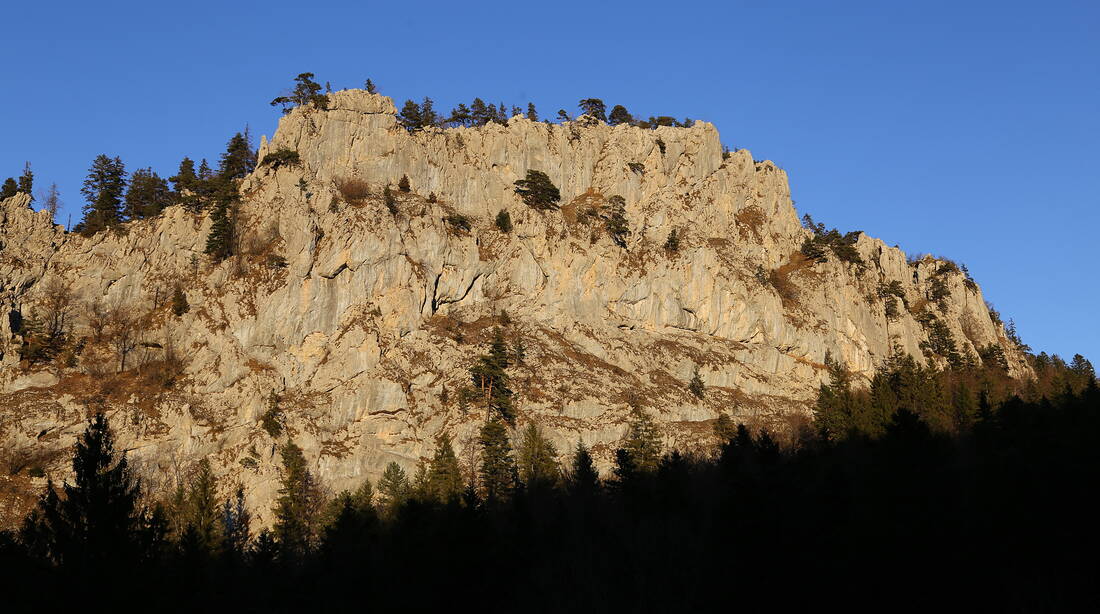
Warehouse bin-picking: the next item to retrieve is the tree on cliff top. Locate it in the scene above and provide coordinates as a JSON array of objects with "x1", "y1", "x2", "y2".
[
  {"x1": 270, "y1": 72, "x2": 329, "y2": 113},
  {"x1": 578, "y1": 98, "x2": 607, "y2": 122},
  {"x1": 76, "y1": 154, "x2": 127, "y2": 235}
]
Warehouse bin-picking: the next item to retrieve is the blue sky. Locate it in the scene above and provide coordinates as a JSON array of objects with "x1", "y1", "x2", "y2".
[{"x1": 2, "y1": 0, "x2": 1097, "y2": 364}]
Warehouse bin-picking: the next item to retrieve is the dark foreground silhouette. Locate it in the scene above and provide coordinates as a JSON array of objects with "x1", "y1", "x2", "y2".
[{"x1": 2, "y1": 364, "x2": 1098, "y2": 613}]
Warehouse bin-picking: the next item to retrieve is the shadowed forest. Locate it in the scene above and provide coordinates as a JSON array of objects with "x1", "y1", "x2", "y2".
[{"x1": 1, "y1": 350, "x2": 1097, "y2": 612}]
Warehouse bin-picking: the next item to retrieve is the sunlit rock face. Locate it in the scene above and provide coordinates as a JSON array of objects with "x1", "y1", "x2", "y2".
[{"x1": 0, "y1": 91, "x2": 1025, "y2": 525}]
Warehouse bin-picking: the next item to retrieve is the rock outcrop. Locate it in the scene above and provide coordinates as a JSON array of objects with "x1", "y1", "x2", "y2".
[{"x1": 0, "y1": 91, "x2": 1027, "y2": 526}]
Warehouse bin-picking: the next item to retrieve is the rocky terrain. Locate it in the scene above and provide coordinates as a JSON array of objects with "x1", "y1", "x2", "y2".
[{"x1": 0, "y1": 90, "x2": 1027, "y2": 526}]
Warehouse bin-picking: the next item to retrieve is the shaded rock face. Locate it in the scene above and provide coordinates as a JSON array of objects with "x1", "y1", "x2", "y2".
[{"x1": 0, "y1": 91, "x2": 1026, "y2": 524}]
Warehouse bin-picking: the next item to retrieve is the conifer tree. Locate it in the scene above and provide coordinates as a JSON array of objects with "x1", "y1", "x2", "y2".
[
  {"x1": 420, "y1": 97, "x2": 438, "y2": 128},
  {"x1": 124, "y1": 167, "x2": 171, "y2": 219},
  {"x1": 171, "y1": 285, "x2": 189, "y2": 316},
  {"x1": 273, "y1": 442, "x2": 324, "y2": 559},
  {"x1": 516, "y1": 423, "x2": 560, "y2": 488},
  {"x1": 567, "y1": 441, "x2": 600, "y2": 494},
  {"x1": 514, "y1": 170, "x2": 561, "y2": 211},
  {"x1": 270, "y1": 72, "x2": 329, "y2": 113},
  {"x1": 198, "y1": 158, "x2": 213, "y2": 181},
  {"x1": 204, "y1": 197, "x2": 234, "y2": 261},
  {"x1": 479, "y1": 417, "x2": 517, "y2": 502},
  {"x1": 526, "y1": 103, "x2": 538, "y2": 122},
  {"x1": 365, "y1": 79, "x2": 377, "y2": 94},
  {"x1": 604, "y1": 195, "x2": 630, "y2": 247},
  {"x1": 77, "y1": 154, "x2": 127, "y2": 234},
  {"x1": 688, "y1": 365, "x2": 705, "y2": 399},
  {"x1": 186, "y1": 458, "x2": 222, "y2": 555},
  {"x1": 20, "y1": 413, "x2": 149, "y2": 568},
  {"x1": 398, "y1": 174, "x2": 411, "y2": 192},
  {"x1": 426, "y1": 434, "x2": 463, "y2": 503},
  {"x1": 448, "y1": 103, "x2": 472, "y2": 127},
  {"x1": 495, "y1": 209, "x2": 512, "y2": 233},
  {"x1": 578, "y1": 98, "x2": 607, "y2": 122},
  {"x1": 713, "y1": 413, "x2": 737, "y2": 445},
  {"x1": 470, "y1": 327, "x2": 515, "y2": 423},
  {"x1": 0, "y1": 177, "x2": 17, "y2": 200},
  {"x1": 399, "y1": 99, "x2": 423, "y2": 132},
  {"x1": 18, "y1": 161, "x2": 33, "y2": 198},
  {"x1": 621, "y1": 404, "x2": 662, "y2": 473},
  {"x1": 376, "y1": 461, "x2": 410, "y2": 513},
  {"x1": 609, "y1": 105, "x2": 634, "y2": 126},
  {"x1": 218, "y1": 132, "x2": 257, "y2": 182},
  {"x1": 221, "y1": 486, "x2": 251, "y2": 559},
  {"x1": 470, "y1": 98, "x2": 491, "y2": 126}
]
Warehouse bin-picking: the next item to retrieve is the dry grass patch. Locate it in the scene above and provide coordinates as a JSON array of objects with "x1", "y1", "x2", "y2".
[{"x1": 735, "y1": 205, "x2": 766, "y2": 241}]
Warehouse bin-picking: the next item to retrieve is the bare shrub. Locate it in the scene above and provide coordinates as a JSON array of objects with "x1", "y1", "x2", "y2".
[{"x1": 335, "y1": 177, "x2": 371, "y2": 202}]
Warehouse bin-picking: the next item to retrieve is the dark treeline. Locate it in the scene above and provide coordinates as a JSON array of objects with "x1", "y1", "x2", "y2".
[{"x1": 1, "y1": 349, "x2": 1097, "y2": 611}]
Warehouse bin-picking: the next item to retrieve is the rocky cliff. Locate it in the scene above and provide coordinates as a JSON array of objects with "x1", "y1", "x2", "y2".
[{"x1": 0, "y1": 90, "x2": 1027, "y2": 525}]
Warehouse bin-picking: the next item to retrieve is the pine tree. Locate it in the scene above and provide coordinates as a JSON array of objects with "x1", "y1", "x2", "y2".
[
  {"x1": 20, "y1": 413, "x2": 149, "y2": 568},
  {"x1": 399, "y1": 99, "x2": 423, "y2": 132},
  {"x1": 204, "y1": 197, "x2": 234, "y2": 261},
  {"x1": 218, "y1": 132, "x2": 256, "y2": 182},
  {"x1": 319, "y1": 484, "x2": 377, "y2": 561},
  {"x1": 171, "y1": 285, "x2": 189, "y2": 316},
  {"x1": 398, "y1": 174, "x2": 411, "y2": 192},
  {"x1": 526, "y1": 103, "x2": 538, "y2": 122},
  {"x1": 495, "y1": 209, "x2": 512, "y2": 233},
  {"x1": 273, "y1": 442, "x2": 324, "y2": 559},
  {"x1": 621, "y1": 404, "x2": 662, "y2": 473},
  {"x1": 124, "y1": 167, "x2": 171, "y2": 219},
  {"x1": 365, "y1": 79, "x2": 377, "y2": 94},
  {"x1": 516, "y1": 423, "x2": 560, "y2": 489},
  {"x1": 688, "y1": 365, "x2": 705, "y2": 399},
  {"x1": 448, "y1": 103, "x2": 472, "y2": 127},
  {"x1": 470, "y1": 98, "x2": 491, "y2": 126},
  {"x1": 425, "y1": 434, "x2": 463, "y2": 503},
  {"x1": 376, "y1": 461, "x2": 410, "y2": 513},
  {"x1": 18, "y1": 161, "x2": 33, "y2": 198},
  {"x1": 0, "y1": 177, "x2": 17, "y2": 200},
  {"x1": 186, "y1": 458, "x2": 222, "y2": 555},
  {"x1": 609, "y1": 105, "x2": 635, "y2": 126},
  {"x1": 77, "y1": 154, "x2": 127, "y2": 234},
  {"x1": 470, "y1": 327, "x2": 515, "y2": 422},
  {"x1": 479, "y1": 417, "x2": 517, "y2": 502},
  {"x1": 270, "y1": 72, "x2": 329, "y2": 113},
  {"x1": 420, "y1": 97, "x2": 439, "y2": 128},
  {"x1": 567, "y1": 441, "x2": 600, "y2": 494},
  {"x1": 514, "y1": 170, "x2": 561, "y2": 211},
  {"x1": 577, "y1": 98, "x2": 607, "y2": 122},
  {"x1": 713, "y1": 413, "x2": 737, "y2": 445},
  {"x1": 604, "y1": 195, "x2": 630, "y2": 247},
  {"x1": 221, "y1": 486, "x2": 251, "y2": 559}
]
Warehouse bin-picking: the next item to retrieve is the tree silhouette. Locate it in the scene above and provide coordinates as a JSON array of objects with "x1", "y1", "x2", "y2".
[{"x1": 21, "y1": 412, "x2": 152, "y2": 569}]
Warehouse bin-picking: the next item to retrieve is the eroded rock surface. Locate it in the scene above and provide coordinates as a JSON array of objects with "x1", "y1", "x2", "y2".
[{"x1": 0, "y1": 91, "x2": 1026, "y2": 525}]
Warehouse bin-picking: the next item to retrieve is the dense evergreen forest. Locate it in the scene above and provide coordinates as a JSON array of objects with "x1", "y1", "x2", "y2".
[{"x1": 1, "y1": 348, "x2": 1096, "y2": 611}]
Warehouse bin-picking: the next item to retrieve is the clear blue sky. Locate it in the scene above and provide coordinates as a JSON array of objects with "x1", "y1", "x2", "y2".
[{"x1": 2, "y1": 0, "x2": 1097, "y2": 364}]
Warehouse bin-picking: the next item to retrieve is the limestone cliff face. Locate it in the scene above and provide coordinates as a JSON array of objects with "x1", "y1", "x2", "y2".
[{"x1": 0, "y1": 91, "x2": 1027, "y2": 524}]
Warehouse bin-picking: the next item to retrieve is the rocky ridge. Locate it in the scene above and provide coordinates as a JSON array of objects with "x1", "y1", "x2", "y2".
[{"x1": 0, "y1": 90, "x2": 1027, "y2": 525}]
